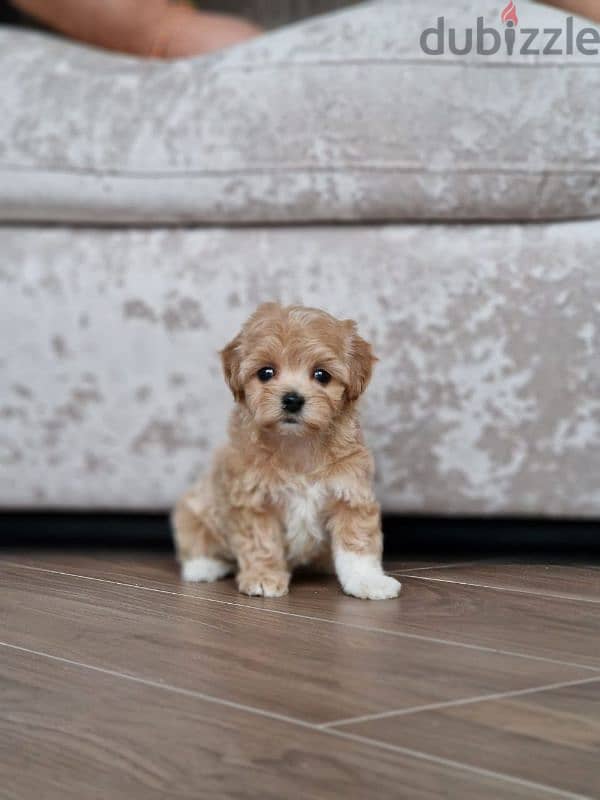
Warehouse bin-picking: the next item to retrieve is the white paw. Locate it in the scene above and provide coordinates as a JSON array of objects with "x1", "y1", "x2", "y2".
[
  {"x1": 181, "y1": 557, "x2": 232, "y2": 583},
  {"x1": 334, "y1": 550, "x2": 401, "y2": 600},
  {"x1": 342, "y1": 573, "x2": 401, "y2": 600}
]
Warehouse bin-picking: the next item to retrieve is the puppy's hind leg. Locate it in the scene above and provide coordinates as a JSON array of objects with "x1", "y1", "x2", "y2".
[{"x1": 171, "y1": 496, "x2": 233, "y2": 583}]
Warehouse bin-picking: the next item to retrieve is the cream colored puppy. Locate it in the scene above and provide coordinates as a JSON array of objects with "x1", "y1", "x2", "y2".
[{"x1": 172, "y1": 303, "x2": 401, "y2": 600}]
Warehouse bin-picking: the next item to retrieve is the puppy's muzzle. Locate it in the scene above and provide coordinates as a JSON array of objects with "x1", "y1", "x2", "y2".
[{"x1": 281, "y1": 392, "x2": 305, "y2": 415}]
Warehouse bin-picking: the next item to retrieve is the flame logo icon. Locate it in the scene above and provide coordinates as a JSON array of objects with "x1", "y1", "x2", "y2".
[{"x1": 501, "y1": 0, "x2": 519, "y2": 26}]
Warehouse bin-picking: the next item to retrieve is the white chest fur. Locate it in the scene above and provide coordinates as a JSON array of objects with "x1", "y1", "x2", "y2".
[{"x1": 277, "y1": 480, "x2": 328, "y2": 566}]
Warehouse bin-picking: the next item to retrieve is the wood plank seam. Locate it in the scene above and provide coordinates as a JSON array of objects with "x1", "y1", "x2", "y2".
[
  {"x1": 392, "y1": 574, "x2": 600, "y2": 604},
  {"x1": 0, "y1": 640, "x2": 592, "y2": 800},
  {"x1": 326, "y1": 729, "x2": 594, "y2": 800},
  {"x1": 389, "y1": 561, "x2": 481, "y2": 573},
  {"x1": 0, "y1": 640, "x2": 315, "y2": 729},
  {"x1": 319, "y1": 674, "x2": 600, "y2": 728},
  {"x1": 2, "y1": 559, "x2": 599, "y2": 673}
]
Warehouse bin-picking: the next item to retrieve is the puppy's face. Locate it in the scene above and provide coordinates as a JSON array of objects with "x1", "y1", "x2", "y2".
[{"x1": 221, "y1": 303, "x2": 375, "y2": 435}]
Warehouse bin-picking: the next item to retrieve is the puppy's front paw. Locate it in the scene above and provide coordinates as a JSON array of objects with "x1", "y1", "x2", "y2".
[
  {"x1": 237, "y1": 570, "x2": 290, "y2": 598},
  {"x1": 342, "y1": 573, "x2": 401, "y2": 600}
]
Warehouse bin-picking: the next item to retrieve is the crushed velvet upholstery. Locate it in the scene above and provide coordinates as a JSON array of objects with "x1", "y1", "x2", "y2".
[
  {"x1": 2, "y1": 222, "x2": 599, "y2": 514},
  {"x1": 1, "y1": 0, "x2": 599, "y2": 514},
  {"x1": 2, "y1": 0, "x2": 600, "y2": 224}
]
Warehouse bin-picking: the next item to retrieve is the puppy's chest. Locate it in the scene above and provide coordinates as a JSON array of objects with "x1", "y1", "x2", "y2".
[{"x1": 274, "y1": 480, "x2": 329, "y2": 565}]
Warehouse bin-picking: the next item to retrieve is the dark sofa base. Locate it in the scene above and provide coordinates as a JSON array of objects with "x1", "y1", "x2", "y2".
[{"x1": 2, "y1": 513, "x2": 599, "y2": 557}]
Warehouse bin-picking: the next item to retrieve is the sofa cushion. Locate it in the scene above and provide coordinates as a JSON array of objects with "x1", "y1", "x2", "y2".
[{"x1": 1, "y1": 0, "x2": 599, "y2": 224}]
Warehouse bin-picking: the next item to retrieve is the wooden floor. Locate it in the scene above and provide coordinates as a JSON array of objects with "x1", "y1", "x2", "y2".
[{"x1": 1, "y1": 549, "x2": 599, "y2": 799}]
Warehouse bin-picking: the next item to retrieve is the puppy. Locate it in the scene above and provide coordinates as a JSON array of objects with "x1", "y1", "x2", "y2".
[{"x1": 172, "y1": 303, "x2": 401, "y2": 600}]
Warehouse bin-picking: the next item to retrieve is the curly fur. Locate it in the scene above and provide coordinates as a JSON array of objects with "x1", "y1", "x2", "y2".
[{"x1": 172, "y1": 303, "x2": 401, "y2": 600}]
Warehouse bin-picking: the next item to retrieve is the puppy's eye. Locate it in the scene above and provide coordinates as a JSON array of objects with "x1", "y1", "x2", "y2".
[
  {"x1": 313, "y1": 368, "x2": 331, "y2": 385},
  {"x1": 257, "y1": 366, "x2": 276, "y2": 382}
]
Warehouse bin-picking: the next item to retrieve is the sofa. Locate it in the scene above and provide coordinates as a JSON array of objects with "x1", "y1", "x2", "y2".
[{"x1": 1, "y1": 0, "x2": 599, "y2": 517}]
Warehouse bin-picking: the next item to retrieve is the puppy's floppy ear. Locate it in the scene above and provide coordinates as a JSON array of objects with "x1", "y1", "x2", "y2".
[
  {"x1": 345, "y1": 322, "x2": 377, "y2": 402},
  {"x1": 220, "y1": 334, "x2": 244, "y2": 402}
]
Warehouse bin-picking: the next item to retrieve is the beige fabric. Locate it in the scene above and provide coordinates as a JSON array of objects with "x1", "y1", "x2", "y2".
[
  {"x1": 1, "y1": 0, "x2": 600, "y2": 224},
  {"x1": 2, "y1": 222, "x2": 599, "y2": 515},
  {"x1": 1, "y1": 0, "x2": 599, "y2": 517}
]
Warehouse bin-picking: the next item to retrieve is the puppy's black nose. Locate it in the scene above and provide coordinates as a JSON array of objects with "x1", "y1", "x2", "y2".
[{"x1": 281, "y1": 392, "x2": 305, "y2": 414}]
